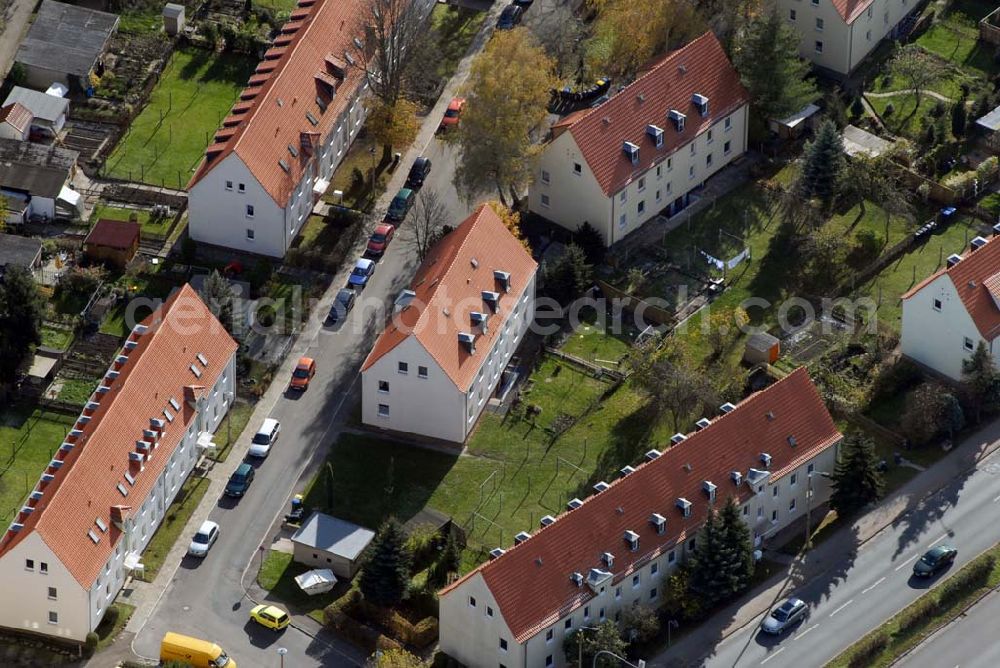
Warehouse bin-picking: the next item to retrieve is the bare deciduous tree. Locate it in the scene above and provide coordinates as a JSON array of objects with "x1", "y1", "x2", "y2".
[
  {"x1": 890, "y1": 45, "x2": 947, "y2": 110},
  {"x1": 404, "y1": 189, "x2": 450, "y2": 262},
  {"x1": 351, "y1": 0, "x2": 426, "y2": 106}
]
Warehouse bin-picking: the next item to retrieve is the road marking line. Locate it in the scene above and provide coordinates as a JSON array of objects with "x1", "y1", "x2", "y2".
[
  {"x1": 830, "y1": 600, "x2": 854, "y2": 617},
  {"x1": 795, "y1": 624, "x2": 819, "y2": 641},
  {"x1": 993, "y1": 493, "x2": 1000, "y2": 503},
  {"x1": 895, "y1": 554, "x2": 919, "y2": 571},
  {"x1": 929, "y1": 533, "x2": 950, "y2": 546},
  {"x1": 760, "y1": 648, "x2": 785, "y2": 665},
  {"x1": 862, "y1": 576, "x2": 886, "y2": 594}
]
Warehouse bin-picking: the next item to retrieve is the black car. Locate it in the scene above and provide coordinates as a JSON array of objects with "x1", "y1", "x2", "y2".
[
  {"x1": 496, "y1": 4, "x2": 523, "y2": 30},
  {"x1": 512, "y1": 0, "x2": 533, "y2": 6},
  {"x1": 327, "y1": 288, "x2": 357, "y2": 323},
  {"x1": 405, "y1": 157, "x2": 432, "y2": 189},
  {"x1": 913, "y1": 545, "x2": 957, "y2": 577},
  {"x1": 224, "y1": 462, "x2": 255, "y2": 497}
]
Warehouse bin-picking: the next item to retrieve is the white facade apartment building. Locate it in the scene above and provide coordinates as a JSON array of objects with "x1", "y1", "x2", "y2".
[
  {"x1": 901, "y1": 233, "x2": 1000, "y2": 381},
  {"x1": 361, "y1": 204, "x2": 538, "y2": 443},
  {"x1": 528, "y1": 31, "x2": 750, "y2": 247},
  {"x1": 0, "y1": 284, "x2": 237, "y2": 642},
  {"x1": 439, "y1": 368, "x2": 843, "y2": 668},
  {"x1": 187, "y1": 0, "x2": 433, "y2": 258},
  {"x1": 777, "y1": 0, "x2": 919, "y2": 75}
]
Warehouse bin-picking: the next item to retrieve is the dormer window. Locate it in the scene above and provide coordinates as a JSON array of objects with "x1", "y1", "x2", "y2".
[
  {"x1": 692, "y1": 93, "x2": 709, "y2": 117},
  {"x1": 646, "y1": 124, "x2": 664, "y2": 148},
  {"x1": 571, "y1": 571, "x2": 584, "y2": 586},
  {"x1": 458, "y1": 332, "x2": 476, "y2": 354},
  {"x1": 470, "y1": 311, "x2": 488, "y2": 332},
  {"x1": 623, "y1": 141, "x2": 640, "y2": 165},
  {"x1": 620, "y1": 465, "x2": 635, "y2": 477},
  {"x1": 481, "y1": 291, "x2": 500, "y2": 312},
  {"x1": 623, "y1": 530, "x2": 639, "y2": 551},
  {"x1": 731, "y1": 470, "x2": 743, "y2": 486},
  {"x1": 760, "y1": 453, "x2": 772, "y2": 468},
  {"x1": 703, "y1": 480, "x2": 717, "y2": 502},
  {"x1": 493, "y1": 270, "x2": 511, "y2": 292},
  {"x1": 670, "y1": 433, "x2": 687, "y2": 444},
  {"x1": 514, "y1": 531, "x2": 531, "y2": 545},
  {"x1": 649, "y1": 513, "x2": 666, "y2": 534},
  {"x1": 602, "y1": 552, "x2": 615, "y2": 568},
  {"x1": 645, "y1": 449, "x2": 661, "y2": 461},
  {"x1": 676, "y1": 498, "x2": 692, "y2": 517},
  {"x1": 593, "y1": 481, "x2": 610, "y2": 493},
  {"x1": 695, "y1": 417, "x2": 711, "y2": 430},
  {"x1": 668, "y1": 109, "x2": 686, "y2": 132}
]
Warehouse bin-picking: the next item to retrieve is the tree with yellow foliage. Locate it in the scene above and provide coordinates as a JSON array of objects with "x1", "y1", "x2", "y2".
[
  {"x1": 373, "y1": 648, "x2": 426, "y2": 668},
  {"x1": 486, "y1": 200, "x2": 530, "y2": 252},
  {"x1": 454, "y1": 29, "x2": 556, "y2": 206},
  {"x1": 367, "y1": 98, "x2": 420, "y2": 165}
]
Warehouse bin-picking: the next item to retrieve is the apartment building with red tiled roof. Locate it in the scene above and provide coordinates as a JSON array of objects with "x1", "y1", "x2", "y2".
[
  {"x1": 361, "y1": 204, "x2": 538, "y2": 443},
  {"x1": 0, "y1": 284, "x2": 237, "y2": 641},
  {"x1": 528, "y1": 32, "x2": 750, "y2": 247},
  {"x1": 901, "y1": 233, "x2": 1000, "y2": 380},
  {"x1": 187, "y1": 0, "x2": 434, "y2": 257},
  {"x1": 776, "y1": 0, "x2": 919, "y2": 75},
  {"x1": 438, "y1": 368, "x2": 842, "y2": 668}
]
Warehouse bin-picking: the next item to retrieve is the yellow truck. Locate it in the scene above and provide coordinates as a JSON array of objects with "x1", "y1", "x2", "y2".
[{"x1": 160, "y1": 632, "x2": 236, "y2": 668}]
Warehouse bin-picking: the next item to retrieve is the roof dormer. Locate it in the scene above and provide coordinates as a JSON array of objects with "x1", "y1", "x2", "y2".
[
  {"x1": 676, "y1": 497, "x2": 692, "y2": 517},
  {"x1": 668, "y1": 109, "x2": 686, "y2": 132},
  {"x1": 494, "y1": 270, "x2": 511, "y2": 293},
  {"x1": 623, "y1": 141, "x2": 640, "y2": 165},
  {"x1": 646, "y1": 124, "x2": 664, "y2": 148},
  {"x1": 692, "y1": 93, "x2": 709, "y2": 117},
  {"x1": 458, "y1": 332, "x2": 476, "y2": 354}
]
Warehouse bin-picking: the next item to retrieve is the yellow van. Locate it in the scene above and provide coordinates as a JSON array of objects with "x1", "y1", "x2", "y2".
[{"x1": 160, "y1": 632, "x2": 236, "y2": 668}]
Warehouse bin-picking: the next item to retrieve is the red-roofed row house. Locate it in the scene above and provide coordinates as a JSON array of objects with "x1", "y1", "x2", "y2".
[
  {"x1": 901, "y1": 233, "x2": 1000, "y2": 380},
  {"x1": 186, "y1": 0, "x2": 434, "y2": 258},
  {"x1": 361, "y1": 204, "x2": 538, "y2": 442},
  {"x1": 438, "y1": 368, "x2": 842, "y2": 668},
  {"x1": 776, "y1": 0, "x2": 920, "y2": 75},
  {"x1": 0, "y1": 285, "x2": 237, "y2": 642},
  {"x1": 528, "y1": 32, "x2": 750, "y2": 247}
]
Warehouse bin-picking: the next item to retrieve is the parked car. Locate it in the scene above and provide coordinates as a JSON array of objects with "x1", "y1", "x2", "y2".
[
  {"x1": 405, "y1": 157, "x2": 432, "y2": 189},
  {"x1": 248, "y1": 418, "x2": 281, "y2": 457},
  {"x1": 386, "y1": 188, "x2": 415, "y2": 222},
  {"x1": 913, "y1": 544, "x2": 958, "y2": 577},
  {"x1": 496, "y1": 4, "x2": 523, "y2": 29},
  {"x1": 348, "y1": 258, "x2": 376, "y2": 289},
  {"x1": 761, "y1": 597, "x2": 807, "y2": 635},
  {"x1": 439, "y1": 97, "x2": 465, "y2": 130},
  {"x1": 512, "y1": 0, "x2": 533, "y2": 6},
  {"x1": 366, "y1": 223, "x2": 395, "y2": 256},
  {"x1": 224, "y1": 462, "x2": 255, "y2": 497},
  {"x1": 289, "y1": 357, "x2": 316, "y2": 391},
  {"x1": 326, "y1": 288, "x2": 356, "y2": 323},
  {"x1": 249, "y1": 604, "x2": 291, "y2": 631},
  {"x1": 187, "y1": 521, "x2": 220, "y2": 557}
]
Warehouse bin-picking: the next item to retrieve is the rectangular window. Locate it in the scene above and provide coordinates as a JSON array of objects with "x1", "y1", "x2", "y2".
[
  {"x1": 620, "y1": 190, "x2": 627, "y2": 203},
  {"x1": 815, "y1": 40, "x2": 823, "y2": 53},
  {"x1": 377, "y1": 404, "x2": 390, "y2": 418},
  {"x1": 637, "y1": 200, "x2": 645, "y2": 215},
  {"x1": 238, "y1": 183, "x2": 246, "y2": 193},
  {"x1": 637, "y1": 177, "x2": 645, "y2": 192},
  {"x1": 541, "y1": 169, "x2": 550, "y2": 184},
  {"x1": 772, "y1": 509, "x2": 778, "y2": 522},
  {"x1": 499, "y1": 638, "x2": 508, "y2": 652},
  {"x1": 546, "y1": 629, "x2": 553, "y2": 642},
  {"x1": 651, "y1": 562, "x2": 659, "y2": 576},
  {"x1": 546, "y1": 656, "x2": 553, "y2": 667},
  {"x1": 690, "y1": 143, "x2": 696, "y2": 155},
  {"x1": 378, "y1": 380, "x2": 389, "y2": 393},
  {"x1": 584, "y1": 606, "x2": 590, "y2": 619},
  {"x1": 632, "y1": 574, "x2": 640, "y2": 588},
  {"x1": 655, "y1": 189, "x2": 662, "y2": 203},
  {"x1": 790, "y1": 498, "x2": 797, "y2": 511},
  {"x1": 469, "y1": 596, "x2": 476, "y2": 608},
  {"x1": 25, "y1": 559, "x2": 33, "y2": 570},
  {"x1": 725, "y1": 117, "x2": 732, "y2": 131},
  {"x1": 964, "y1": 337, "x2": 975, "y2": 351},
  {"x1": 398, "y1": 362, "x2": 408, "y2": 374},
  {"x1": 573, "y1": 163, "x2": 582, "y2": 175},
  {"x1": 48, "y1": 611, "x2": 58, "y2": 624},
  {"x1": 789, "y1": 9, "x2": 796, "y2": 20},
  {"x1": 418, "y1": 366, "x2": 428, "y2": 379},
  {"x1": 40, "y1": 562, "x2": 47, "y2": 573},
  {"x1": 724, "y1": 140, "x2": 732, "y2": 155},
  {"x1": 619, "y1": 213, "x2": 627, "y2": 229},
  {"x1": 706, "y1": 129, "x2": 713, "y2": 143},
  {"x1": 487, "y1": 606, "x2": 494, "y2": 617},
  {"x1": 48, "y1": 587, "x2": 57, "y2": 600},
  {"x1": 615, "y1": 586, "x2": 622, "y2": 599},
  {"x1": 743, "y1": 505, "x2": 748, "y2": 516},
  {"x1": 706, "y1": 153, "x2": 713, "y2": 167},
  {"x1": 650, "y1": 588, "x2": 658, "y2": 600},
  {"x1": 541, "y1": 194, "x2": 550, "y2": 208},
  {"x1": 246, "y1": 227, "x2": 255, "y2": 241},
  {"x1": 565, "y1": 618, "x2": 572, "y2": 630},
  {"x1": 689, "y1": 165, "x2": 695, "y2": 179},
  {"x1": 688, "y1": 538, "x2": 696, "y2": 551},
  {"x1": 246, "y1": 205, "x2": 255, "y2": 218},
  {"x1": 808, "y1": 463, "x2": 815, "y2": 474},
  {"x1": 773, "y1": 485, "x2": 779, "y2": 497},
  {"x1": 816, "y1": 18, "x2": 824, "y2": 31},
  {"x1": 757, "y1": 507, "x2": 763, "y2": 518},
  {"x1": 667, "y1": 157, "x2": 672, "y2": 170},
  {"x1": 599, "y1": 607, "x2": 606, "y2": 621},
  {"x1": 933, "y1": 299, "x2": 942, "y2": 311},
  {"x1": 656, "y1": 165, "x2": 662, "y2": 178},
  {"x1": 225, "y1": 180, "x2": 233, "y2": 191}
]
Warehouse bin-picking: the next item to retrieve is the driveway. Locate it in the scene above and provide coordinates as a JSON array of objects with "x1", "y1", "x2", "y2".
[{"x1": 125, "y1": 4, "x2": 507, "y2": 667}]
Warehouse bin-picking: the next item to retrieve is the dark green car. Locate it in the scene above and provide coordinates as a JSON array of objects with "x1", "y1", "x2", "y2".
[{"x1": 225, "y1": 462, "x2": 255, "y2": 498}]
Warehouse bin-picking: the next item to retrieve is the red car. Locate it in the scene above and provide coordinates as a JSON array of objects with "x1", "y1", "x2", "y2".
[
  {"x1": 366, "y1": 223, "x2": 395, "y2": 256},
  {"x1": 289, "y1": 357, "x2": 316, "y2": 391},
  {"x1": 440, "y1": 97, "x2": 466, "y2": 130}
]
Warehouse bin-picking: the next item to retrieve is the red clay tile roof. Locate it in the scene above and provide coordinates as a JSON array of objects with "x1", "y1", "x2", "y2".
[
  {"x1": 361, "y1": 204, "x2": 538, "y2": 391},
  {"x1": 439, "y1": 368, "x2": 841, "y2": 642},
  {"x1": 84, "y1": 218, "x2": 140, "y2": 249},
  {"x1": 0, "y1": 102, "x2": 32, "y2": 133},
  {"x1": 187, "y1": 0, "x2": 367, "y2": 207},
  {"x1": 901, "y1": 236, "x2": 1000, "y2": 340},
  {"x1": 560, "y1": 31, "x2": 749, "y2": 197},
  {"x1": 0, "y1": 284, "x2": 237, "y2": 587},
  {"x1": 833, "y1": 0, "x2": 877, "y2": 23}
]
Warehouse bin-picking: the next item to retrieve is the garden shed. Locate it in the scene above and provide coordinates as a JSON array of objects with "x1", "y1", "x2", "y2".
[
  {"x1": 976, "y1": 104, "x2": 1000, "y2": 152},
  {"x1": 290, "y1": 513, "x2": 375, "y2": 579},
  {"x1": 744, "y1": 332, "x2": 780, "y2": 365},
  {"x1": 84, "y1": 219, "x2": 140, "y2": 268},
  {"x1": 162, "y1": 3, "x2": 185, "y2": 36}
]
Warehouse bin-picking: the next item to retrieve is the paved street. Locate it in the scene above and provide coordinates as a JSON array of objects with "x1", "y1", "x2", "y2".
[
  {"x1": 649, "y1": 441, "x2": 1000, "y2": 667},
  {"x1": 120, "y1": 4, "x2": 505, "y2": 668},
  {"x1": 898, "y1": 587, "x2": 1000, "y2": 668}
]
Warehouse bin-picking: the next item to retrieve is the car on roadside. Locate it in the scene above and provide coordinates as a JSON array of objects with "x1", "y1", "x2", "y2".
[
  {"x1": 289, "y1": 357, "x2": 316, "y2": 391},
  {"x1": 913, "y1": 544, "x2": 958, "y2": 577},
  {"x1": 496, "y1": 4, "x2": 523, "y2": 29},
  {"x1": 249, "y1": 604, "x2": 291, "y2": 632},
  {"x1": 386, "y1": 188, "x2": 415, "y2": 222},
  {"x1": 761, "y1": 597, "x2": 807, "y2": 635},
  {"x1": 187, "y1": 520, "x2": 220, "y2": 557},
  {"x1": 348, "y1": 258, "x2": 376, "y2": 289},
  {"x1": 439, "y1": 97, "x2": 465, "y2": 131},
  {"x1": 248, "y1": 418, "x2": 281, "y2": 457},
  {"x1": 512, "y1": 0, "x2": 533, "y2": 6},
  {"x1": 405, "y1": 157, "x2": 432, "y2": 189},
  {"x1": 366, "y1": 222, "x2": 395, "y2": 256},
  {"x1": 224, "y1": 462, "x2": 255, "y2": 498},
  {"x1": 326, "y1": 288, "x2": 356, "y2": 324}
]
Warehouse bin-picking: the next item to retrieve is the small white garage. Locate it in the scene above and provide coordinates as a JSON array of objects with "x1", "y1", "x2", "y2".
[{"x1": 290, "y1": 513, "x2": 375, "y2": 579}]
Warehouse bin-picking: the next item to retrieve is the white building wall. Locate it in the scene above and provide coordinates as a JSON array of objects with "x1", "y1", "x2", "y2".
[
  {"x1": 529, "y1": 107, "x2": 748, "y2": 247},
  {"x1": 28, "y1": 195, "x2": 55, "y2": 220},
  {"x1": 0, "y1": 122, "x2": 29, "y2": 141},
  {"x1": 440, "y1": 573, "x2": 524, "y2": 668},
  {"x1": 901, "y1": 276, "x2": 989, "y2": 381}
]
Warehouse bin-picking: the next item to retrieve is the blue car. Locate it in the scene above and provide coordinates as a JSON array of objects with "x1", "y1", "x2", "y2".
[{"x1": 348, "y1": 258, "x2": 376, "y2": 289}]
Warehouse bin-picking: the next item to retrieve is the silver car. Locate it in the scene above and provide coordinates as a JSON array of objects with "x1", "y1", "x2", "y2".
[
  {"x1": 187, "y1": 520, "x2": 220, "y2": 557},
  {"x1": 761, "y1": 598, "x2": 807, "y2": 634}
]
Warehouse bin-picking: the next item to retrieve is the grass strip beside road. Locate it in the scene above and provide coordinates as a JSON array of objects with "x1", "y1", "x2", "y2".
[
  {"x1": 208, "y1": 402, "x2": 255, "y2": 463},
  {"x1": 140, "y1": 474, "x2": 211, "y2": 580},
  {"x1": 95, "y1": 602, "x2": 136, "y2": 650},
  {"x1": 829, "y1": 542, "x2": 1000, "y2": 668}
]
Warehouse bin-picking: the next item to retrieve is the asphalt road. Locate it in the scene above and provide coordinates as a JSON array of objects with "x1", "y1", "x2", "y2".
[
  {"x1": 682, "y1": 450, "x2": 1000, "y2": 668},
  {"x1": 898, "y1": 587, "x2": 1000, "y2": 668}
]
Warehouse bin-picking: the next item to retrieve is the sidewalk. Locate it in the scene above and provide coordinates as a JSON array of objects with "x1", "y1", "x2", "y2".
[{"x1": 647, "y1": 417, "x2": 1000, "y2": 667}]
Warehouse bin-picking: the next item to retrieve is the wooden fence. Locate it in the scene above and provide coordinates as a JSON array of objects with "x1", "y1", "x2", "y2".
[
  {"x1": 981, "y1": 7, "x2": 1000, "y2": 46},
  {"x1": 595, "y1": 280, "x2": 676, "y2": 327}
]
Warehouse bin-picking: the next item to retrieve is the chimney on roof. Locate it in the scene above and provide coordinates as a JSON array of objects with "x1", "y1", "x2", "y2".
[
  {"x1": 678, "y1": 64, "x2": 687, "y2": 74},
  {"x1": 110, "y1": 505, "x2": 131, "y2": 530}
]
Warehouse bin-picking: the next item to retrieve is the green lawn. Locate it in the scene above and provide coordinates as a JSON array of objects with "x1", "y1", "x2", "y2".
[
  {"x1": 558, "y1": 319, "x2": 633, "y2": 365},
  {"x1": 254, "y1": 0, "x2": 298, "y2": 17},
  {"x1": 140, "y1": 474, "x2": 211, "y2": 580},
  {"x1": 980, "y1": 192, "x2": 1000, "y2": 216},
  {"x1": 118, "y1": 10, "x2": 163, "y2": 34},
  {"x1": 916, "y1": 0, "x2": 1000, "y2": 77},
  {"x1": 105, "y1": 47, "x2": 256, "y2": 188},
  {"x1": 91, "y1": 203, "x2": 174, "y2": 238},
  {"x1": 257, "y1": 550, "x2": 341, "y2": 622},
  {"x1": 868, "y1": 93, "x2": 949, "y2": 141},
  {"x1": 95, "y1": 602, "x2": 136, "y2": 650},
  {"x1": 208, "y1": 402, "x2": 255, "y2": 463},
  {"x1": 39, "y1": 324, "x2": 74, "y2": 350},
  {"x1": 0, "y1": 407, "x2": 76, "y2": 524}
]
